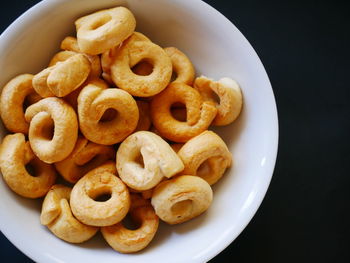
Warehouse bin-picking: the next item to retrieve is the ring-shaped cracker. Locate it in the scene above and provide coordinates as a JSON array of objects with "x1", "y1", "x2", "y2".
[
  {"x1": 70, "y1": 162, "x2": 130, "y2": 226},
  {"x1": 150, "y1": 82, "x2": 217, "y2": 142},
  {"x1": 75, "y1": 7, "x2": 136, "y2": 55},
  {"x1": 101, "y1": 194, "x2": 159, "y2": 253},
  {"x1": 0, "y1": 74, "x2": 41, "y2": 134},
  {"x1": 177, "y1": 131, "x2": 232, "y2": 185},
  {"x1": 0, "y1": 133, "x2": 56, "y2": 198},
  {"x1": 110, "y1": 41, "x2": 172, "y2": 97},
  {"x1": 194, "y1": 76, "x2": 243, "y2": 126},
  {"x1": 40, "y1": 184, "x2": 98, "y2": 243},
  {"x1": 25, "y1": 97, "x2": 78, "y2": 163},
  {"x1": 116, "y1": 131, "x2": 184, "y2": 191},
  {"x1": 78, "y1": 83, "x2": 139, "y2": 145},
  {"x1": 164, "y1": 47, "x2": 195, "y2": 85},
  {"x1": 151, "y1": 175, "x2": 213, "y2": 224}
]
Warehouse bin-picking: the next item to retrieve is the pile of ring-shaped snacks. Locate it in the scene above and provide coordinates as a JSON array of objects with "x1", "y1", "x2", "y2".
[{"x1": 0, "y1": 6, "x2": 243, "y2": 253}]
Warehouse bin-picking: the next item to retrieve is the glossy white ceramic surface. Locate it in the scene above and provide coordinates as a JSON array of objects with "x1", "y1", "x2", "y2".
[{"x1": 0, "y1": 0, "x2": 278, "y2": 262}]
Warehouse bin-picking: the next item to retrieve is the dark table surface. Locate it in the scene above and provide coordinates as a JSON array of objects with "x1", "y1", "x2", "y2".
[{"x1": 1, "y1": 0, "x2": 349, "y2": 262}]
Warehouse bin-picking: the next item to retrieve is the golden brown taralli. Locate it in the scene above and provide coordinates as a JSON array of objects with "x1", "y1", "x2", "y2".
[
  {"x1": 25, "y1": 97, "x2": 78, "y2": 163},
  {"x1": 70, "y1": 162, "x2": 130, "y2": 227},
  {"x1": 151, "y1": 175, "x2": 213, "y2": 224},
  {"x1": 0, "y1": 133, "x2": 56, "y2": 198},
  {"x1": 75, "y1": 7, "x2": 136, "y2": 55},
  {"x1": 0, "y1": 74, "x2": 41, "y2": 134},
  {"x1": 101, "y1": 194, "x2": 159, "y2": 253},
  {"x1": 150, "y1": 82, "x2": 217, "y2": 142},
  {"x1": 78, "y1": 83, "x2": 139, "y2": 145},
  {"x1": 194, "y1": 76, "x2": 243, "y2": 126},
  {"x1": 177, "y1": 131, "x2": 232, "y2": 185},
  {"x1": 41, "y1": 185, "x2": 98, "y2": 243}
]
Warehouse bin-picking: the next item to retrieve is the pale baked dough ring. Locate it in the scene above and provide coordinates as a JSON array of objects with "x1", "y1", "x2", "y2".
[
  {"x1": 101, "y1": 32, "x2": 151, "y2": 84},
  {"x1": 75, "y1": 7, "x2": 136, "y2": 55},
  {"x1": 78, "y1": 83, "x2": 139, "y2": 145},
  {"x1": 150, "y1": 82, "x2": 217, "y2": 142},
  {"x1": 0, "y1": 74, "x2": 41, "y2": 134},
  {"x1": 70, "y1": 162, "x2": 130, "y2": 226},
  {"x1": 33, "y1": 54, "x2": 91, "y2": 97},
  {"x1": 151, "y1": 175, "x2": 213, "y2": 224},
  {"x1": 116, "y1": 131, "x2": 184, "y2": 191},
  {"x1": 40, "y1": 185, "x2": 98, "y2": 243},
  {"x1": 164, "y1": 47, "x2": 195, "y2": 85},
  {"x1": 194, "y1": 76, "x2": 243, "y2": 126},
  {"x1": 134, "y1": 101, "x2": 151, "y2": 132},
  {"x1": 177, "y1": 131, "x2": 232, "y2": 185},
  {"x1": 59, "y1": 37, "x2": 102, "y2": 79},
  {"x1": 0, "y1": 133, "x2": 56, "y2": 198},
  {"x1": 101, "y1": 194, "x2": 159, "y2": 253},
  {"x1": 55, "y1": 136, "x2": 115, "y2": 183},
  {"x1": 110, "y1": 40, "x2": 172, "y2": 97},
  {"x1": 25, "y1": 97, "x2": 78, "y2": 163}
]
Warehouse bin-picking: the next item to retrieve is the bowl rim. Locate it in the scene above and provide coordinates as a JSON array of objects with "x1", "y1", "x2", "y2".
[{"x1": 0, "y1": 0, "x2": 279, "y2": 262}]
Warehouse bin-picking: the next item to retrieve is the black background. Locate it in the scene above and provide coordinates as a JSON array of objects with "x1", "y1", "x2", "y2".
[{"x1": 1, "y1": 0, "x2": 349, "y2": 262}]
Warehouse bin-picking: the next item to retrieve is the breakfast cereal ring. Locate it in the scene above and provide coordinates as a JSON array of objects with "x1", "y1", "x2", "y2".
[
  {"x1": 40, "y1": 185, "x2": 98, "y2": 243},
  {"x1": 0, "y1": 133, "x2": 56, "y2": 198},
  {"x1": 78, "y1": 83, "x2": 139, "y2": 145},
  {"x1": 0, "y1": 74, "x2": 41, "y2": 134},
  {"x1": 134, "y1": 101, "x2": 151, "y2": 132},
  {"x1": 116, "y1": 131, "x2": 184, "y2": 191},
  {"x1": 25, "y1": 97, "x2": 78, "y2": 163},
  {"x1": 101, "y1": 194, "x2": 159, "y2": 253},
  {"x1": 194, "y1": 76, "x2": 243, "y2": 126},
  {"x1": 110, "y1": 40, "x2": 172, "y2": 97},
  {"x1": 75, "y1": 7, "x2": 136, "y2": 55},
  {"x1": 70, "y1": 162, "x2": 130, "y2": 226},
  {"x1": 59, "y1": 37, "x2": 102, "y2": 79},
  {"x1": 164, "y1": 47, "x2": 195, "y2": 85},
  {"x1": 150, "y1": 82, "x2": 217, "y2": 142},
  {"x1": 33, "y1": 53, "x2": 91, "y2": 97},
  {"x1": 55, "y1": 136, "x2": 115, "y2": 183},
  {"x1": 151, "y1": 175, "x2": 213, "y2": 224},
  {"x1": 177, "y1": 131, "x2": 232, "y2": 185}
]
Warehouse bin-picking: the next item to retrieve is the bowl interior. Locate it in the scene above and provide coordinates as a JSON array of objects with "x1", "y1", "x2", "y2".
[{"x1": 0, "y1": 0, "x2": 278, "y2": 262}]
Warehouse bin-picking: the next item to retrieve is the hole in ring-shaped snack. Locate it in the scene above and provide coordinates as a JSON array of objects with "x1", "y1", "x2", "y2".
[
  {"x1": 110, "y1": 40, "x2": 172, "y2": 97},
  {"x1": 116, "y1": 131, "x2": 184, "y2": 191},
  {"x1": 24, "y1": 97, "x2": 78, "y2": 163},
  {"x1": 151, "y1": 175, "x2": 213, "y2": 225},
  {"x1": 0, "y1": 74, "x2": 41, "y2": 134},
  {"x1": 40, "y1": 184, "x2": 98, "y2": 243},
  {"x1": 75, "y1": 7, "x2": 136, "y2": 55},
  {"x1": 0, "y1": 133, "x2": 56, "y2": 198},
  {"x1": 77, "y1": 83, "x2": 139, "y2": 145},
  {"x1": 150, "y1": 82, "x2": 218, "y2": 142},
  {"x1": 55, "y1": 136, "x2": 116, "y2": 184},
  {"x1": 32, "y1": 53, "x2": 91, "y2": 97},
  {"x1": 101, "y1": 194, "x2": 159, "y2": 253},
  {"x1": 194, "y1": 76, "x2": 243, "y2": 126},
  {"x1": 70, "y1": 162, "x2": 130, "y2": 227},
  {"x1": 177, "y1": 131, "x2": 232, "y2": 185}
]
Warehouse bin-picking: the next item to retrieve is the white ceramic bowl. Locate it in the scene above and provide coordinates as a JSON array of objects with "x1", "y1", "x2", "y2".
[{"x1": 0, "y1": 0, "x2": 278, "y2": 262}]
